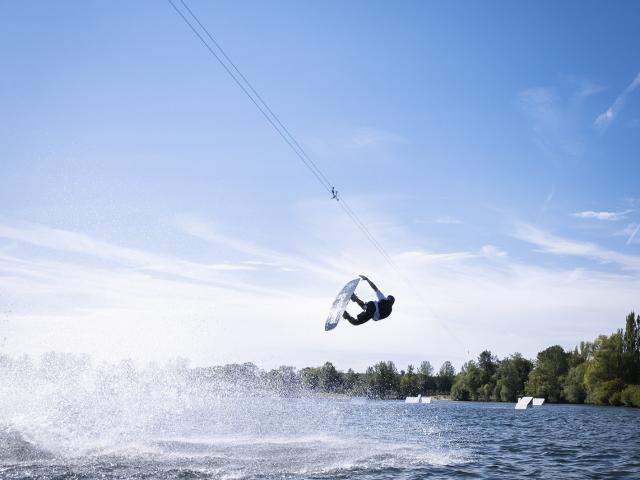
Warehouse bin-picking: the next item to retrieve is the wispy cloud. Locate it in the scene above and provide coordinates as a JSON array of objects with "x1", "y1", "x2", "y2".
[
  {"x1": 540, "y1": 185, "x2": 556, "y2": 214},
  {"x1": 167, "y1": 214, "x2": 345, "y2": 282},
  {"x1": 2, "y1": 218, "x2": 639, "y2": 370},
  {"x1": 168, "y1": 215, "x2": 288, "y2": 264},
  {"x1": 0, "y1": 221, "x2": 347, "y2": 367},
  {"x1": 392, "y1": 243, "x2": 640, "y2": 364},
  {"x1": 595, "y1": 72, "x2": 640, "y2": 130},
  {"x1": 514, "y1": 222, "x2": 640, "y2": 271},
  {"x1": 577, "y1": 81, "x2": 606, "y2": 98},
  {"x1": 626, "y1": 224, "x2": 640, "y2": 246},
  {"x1": 433, "y1": 216, "x2": 462, "y2": 225},
  {"x1": 572, "y1": 210, "x2": 632, "y2": 221},
  {"x1": 415, "y1": 216, "x2": 462, "y2": 225},
  {"x1": 393, "y1": 250, "x2": 476, "y2": 264},
  {"x1": 392, "y1": 244, "x2": 506, "y2": 265},
  {"x1": 0, "y1": 222, "x2": 284, "y2": 296},
  {"x1": 347, "y1": 127, "x2": 405, "y2": 149},
  {"x1": 560, "y1": 74, "x2": 606, "y2": 98},
  {"x1": 480, "y1": 245, "x2": 507, "y2": 259},
  {"x1": 517, "y1": 87, "x2": 585, "y2": 158}
]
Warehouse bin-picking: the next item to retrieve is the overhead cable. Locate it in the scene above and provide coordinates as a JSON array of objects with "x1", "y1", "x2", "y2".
[{"x1": 166, "y1": 0, "x2": 470, "y2": 359}]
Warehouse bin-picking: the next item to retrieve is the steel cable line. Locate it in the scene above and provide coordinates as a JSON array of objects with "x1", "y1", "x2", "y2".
[
  {"x1": 166, "y1": 0, "x2": 400, "y2": 270},
  {"x1": 166, "y1": 0, "x2": 470, "y2": 359},
  {"x1": 176, "y1": 0, "x2": 335, "y2": 194},
  {"x1": 166, "y1": 0, "x2": 332, "y2": 195},
  {"x1": 174, "y1": 0, "x2": 402, "y2": 274},
  {"x1": 338, "y1": 200, "x2": 396, "y2": 266}
]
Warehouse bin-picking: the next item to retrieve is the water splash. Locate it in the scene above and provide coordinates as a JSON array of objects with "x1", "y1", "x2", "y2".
[{"x1": 0, "y1": 353, "x2": 463, "y2": 479}]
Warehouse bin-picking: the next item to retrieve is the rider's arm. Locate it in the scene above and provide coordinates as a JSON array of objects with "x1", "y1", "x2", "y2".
[{"x1": 359, "y1": 275, "x2": 381, "y2": 294}]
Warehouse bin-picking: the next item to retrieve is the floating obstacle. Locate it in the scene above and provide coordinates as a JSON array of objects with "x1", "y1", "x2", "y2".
[
  {"x1": 405, "y1": 394, "x2": 431, "y2": 404},
  {"x1": 515, "y1": 396, "x2": 533, "y2": 409}
]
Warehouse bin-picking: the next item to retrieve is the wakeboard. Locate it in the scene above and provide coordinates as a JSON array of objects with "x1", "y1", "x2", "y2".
[{"x1": 324, "y1": 278, "x2": 360, "y2": 331}]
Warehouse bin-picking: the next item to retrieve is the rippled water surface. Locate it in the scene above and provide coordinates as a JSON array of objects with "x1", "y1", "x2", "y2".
[{"x1": 2, "y1": 395, "x2": 640, "y2": 479}]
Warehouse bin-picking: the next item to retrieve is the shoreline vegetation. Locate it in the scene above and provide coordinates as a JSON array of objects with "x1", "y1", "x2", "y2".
[
  {"x1": 300, "y1": 311, "x2": 640, "y2": 408},
  {"x1": 1, "y1": 313, "x2": 638, "y2": 408},
  {"x1": 450, "y1": 311, "x2": 640, "y2": 408}
]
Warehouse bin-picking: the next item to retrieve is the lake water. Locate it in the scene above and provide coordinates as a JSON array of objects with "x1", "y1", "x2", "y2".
[{"x1": 2, "y1": 388, "x2": 640, "y2": 479}]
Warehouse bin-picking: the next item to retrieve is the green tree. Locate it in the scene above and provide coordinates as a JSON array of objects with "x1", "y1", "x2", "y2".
[
  {"x1": 562, "y1": 363, "x2": 587, "y2": 404},
  {"x1": 417, "y1": 360, "x2": 436, "y2": 394},
  {"x1": 495, "y1": 353, "x2": 532, "y2": 402},
  {"x1": 622, "y1": 312, "x2": 640, "y2": 383},
  {"x1": 621, "y1": 384, "x2": 640, "y2": 407},
  {"x1": 418, "y1": 360, "x2": 434, "y2": 376},
  {"x1": 266, "y1": 365, "x2": 299, "y2": 395},
  {"x1": 584, "y1": 333, "x2": 624, "y2": 405},
  {"x1": 436, "y1": 361, "x2": 456, "y2": 393},
  {"x1": 343, "y1": 368, "x2": 358, "y2": 393},
  {"x1": 451, "y1": 360, "x2": 482, "y2": 400},
  {"x1": 318, "y1": 362, "x2": 342, "y2": 393},
  {"x1": 366, "y1": 361, "x2": 399, "y2": 399},
  {"x1": 399, "y1": 364, "x2": 420, "y2": 397},
  {"x1": 477, "y1": 350, "x2": 498, "y2": 400},
  {"x1": 299, "y1": 367, "x2": 320, "y2": 390},
  {"x1": 568, "y1": 341, "x2": 593, "y2": 368},
  {"x1": 526, "y1": 345, "x2": 569, "y2": 402}
]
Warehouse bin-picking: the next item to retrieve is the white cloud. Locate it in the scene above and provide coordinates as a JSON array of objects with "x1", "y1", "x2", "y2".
[
  {"x1": 480, "y1": 245, "x2": 507, "y2": 259},
  {"x1": 392, "y1": 245, "x2": 506, "y2": 264},
  {"x1": 393, "y1": 250, "x2": 476, "y2": 264},
  {"x1": 167, "y1": 214, "x2": 345, "y2": 283},
  {"x1": 541, "y1": 185, "x2": 555, "y2": 213},
  {"x1": 595, "y1": 72, "x2": 640, "y2": 130},
  {"x1": 517, "y1": 87, "x2": 585, "y2": 158},
  {"x1": 560, "y1": 74, "x2": 606, "y2": 98},
  {"x1": 578, "y1": 81, "x2": 606, "y2": 98},
  {"x1": 2, "y1": 218, "x2": 639, "y2": 372},
  {"x1": 414, "y1": 216, "x2": 462, "y2": 226},
  {"x1": 572, "y1": 210, "x2": 632, "y2": 221},
  {"x1": 390, "y1": 245, "x2": 639, "y2": 366},
  {"x1": 625, "y1": 224, "x2": 640, "y2": 245},
  {"x1": 168, "y1": 215, "x2": 285, "y2": 263},
  {"x1": 433, "y1": 216, "x2": 462, "y2": 225},
  {"x1": 0, "y1": 222, "x2": 286, "y2": 296},
  {"x1": 514, "y1": 222, "x2": 640, "y2": 271},
  {"x1": 518, "y1": 87, "x2": 560, "y2": 130},
  {"x1": 347, "y1": 127, "x2": 405, "y2": 149}
]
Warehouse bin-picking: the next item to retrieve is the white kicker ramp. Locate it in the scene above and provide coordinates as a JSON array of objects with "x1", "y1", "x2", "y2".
[
  {"x1": 515, "y1": 396, "x2": 533, "y2": 409},
  {"x1": 405, "y1": 395, "x2": 431, "y2": 404}
]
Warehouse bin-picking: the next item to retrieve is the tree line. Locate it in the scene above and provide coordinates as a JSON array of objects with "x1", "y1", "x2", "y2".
[
  {"x1": 451, "y1": 312, "x2": 640, "y2": 407},
  {"x1": 1, "y1": 312, "x2": 638, "y2": 406},
  {"x1": 190, "y1": 359, "x2": 456, "y2": 399},
  {"x1": 297, "y1": 359, "x2": 456, "y2": 399},
  {"x1": 0, "y1": 352, "x2": 456, "y2": 400}
]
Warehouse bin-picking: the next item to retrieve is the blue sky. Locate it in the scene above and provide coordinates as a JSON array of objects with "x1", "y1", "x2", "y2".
[{"x1": 1, "y1": 1, "x2": 639, "y2": 370}]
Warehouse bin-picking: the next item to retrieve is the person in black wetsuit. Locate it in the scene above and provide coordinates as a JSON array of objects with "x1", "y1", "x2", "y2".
[{"x1": 342, "y1": 275, "x2": 395, "y2": 326}]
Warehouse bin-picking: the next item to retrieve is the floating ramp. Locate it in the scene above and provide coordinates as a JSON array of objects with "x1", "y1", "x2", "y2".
[
  {"x1": 405, "y1": 395, "x2": 431, "y2": 404},
  {"x1": 515, "y1": 396, "x2": 533, "y2": 409},
  {"x1": 532, "y1": 398, "x2": 545, "y2": 406}
]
